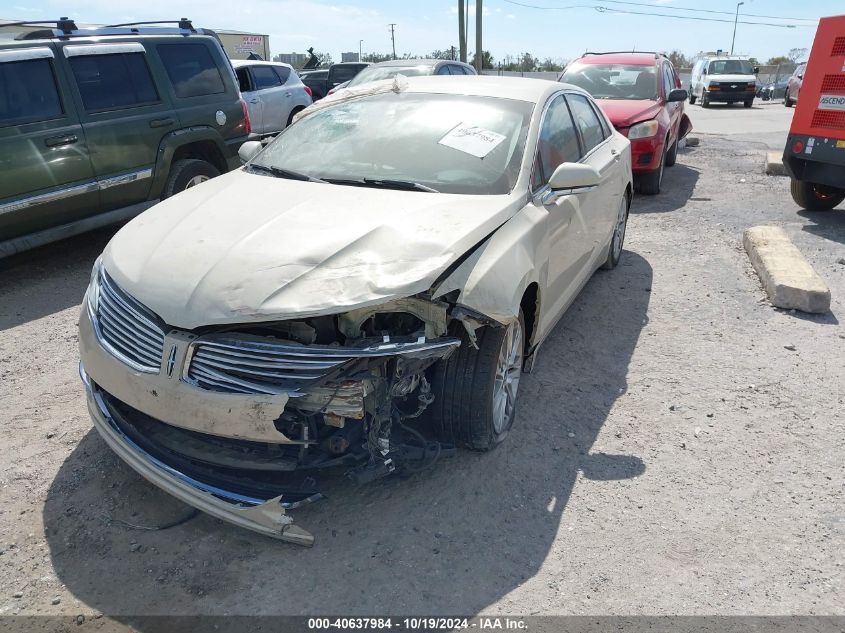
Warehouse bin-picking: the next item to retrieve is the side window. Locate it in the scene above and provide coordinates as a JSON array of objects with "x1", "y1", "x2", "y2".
[
  {"x1": 0, "y1": 58, "x2": 63, "y2": 126},
  {"x1": 236, "y1": 67, "x2": 253, "y2": 92},
  {"x1": 69, "y1": 53, "x2": 159, "y2": 112},
  {"x1": 436, "y1": 65, "x2": 452, "y2": 75},
  {"x1": 662, "y1": 65, "x2": 673, "y2": 97},
  {"x1": 158, "y1": 44, "x2": 225, "y2": 98},
  {"x1": 250, "y1": 66, "x2": 282, "y2": 90},
  {"x1": 272, "y1": 65, "x2": 291, "y2": 84},
  {"x1": 566, "y1": 93, "x2": 606, "y2": 154},
  {"x1": 589, "y1": 100, "x2": 611, "y2": 140},
  {"x1": 532, "y1": 94, "x2": 581, "y2": 190}
]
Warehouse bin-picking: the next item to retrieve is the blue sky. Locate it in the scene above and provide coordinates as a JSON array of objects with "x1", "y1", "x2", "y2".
[{"x1": 1, "y1": 0, "x2": 838, "y2": 64}]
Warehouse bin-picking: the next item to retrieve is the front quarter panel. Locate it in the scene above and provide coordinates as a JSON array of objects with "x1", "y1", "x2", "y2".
[{"x1": 433, "y1": 200, "x2": 548, "y2": 330}]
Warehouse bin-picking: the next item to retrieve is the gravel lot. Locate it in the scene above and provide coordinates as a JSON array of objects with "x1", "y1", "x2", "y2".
[{"x1": 0, "y1": 101, "x2": 842, "y2": 624}]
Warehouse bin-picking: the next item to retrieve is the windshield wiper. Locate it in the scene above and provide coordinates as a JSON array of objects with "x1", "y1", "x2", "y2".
[
  {"x1": 361, "y1": 178, "x2": 440, "y2": 193},
  {"x1": 248, "y1": 163, "x2": 328, "y2": 184}
]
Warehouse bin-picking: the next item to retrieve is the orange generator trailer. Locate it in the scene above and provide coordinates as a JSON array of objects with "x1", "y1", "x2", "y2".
[{"x1": 783, "y1": 14, "x2": 845, "y2": 211}]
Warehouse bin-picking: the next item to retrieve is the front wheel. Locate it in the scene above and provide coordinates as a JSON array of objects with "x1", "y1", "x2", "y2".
[
  {"x1": 163, "y1": 159, "x2": 220, "y2": 199},
  {"x1": 701, "y1": 91, "x2": 710, "y2": 108},
  {"x1": 689, "y1": 91, "x2": 696, "y2": 105},
  {"x1": 784, "y1": 92, "x2": 794, "y2": 108},
  {"x1": 744, "y1": 100, "x2": 753, "y2": 108},
  {"x1": 664, "y1": 139, "x2": 678, "y2": 167},
  {"x1": 790, "y1": 179, "x2": 845, "y2": 211},
  {"x1": 429, "y1": 312, "x2": 525, "y2": 451}
]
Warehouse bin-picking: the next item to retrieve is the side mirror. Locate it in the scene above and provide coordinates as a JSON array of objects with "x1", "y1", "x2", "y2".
[
  {"x1": 238, "y1": 140, "x2": 262, "y2": 164},
  {"x1": 667, "y1": 88, "x2": 688, "y2": 102},
  {"x1": 540, "y1": 163, "x2": 601, "y2": 204},
  {"x1": 702, "y1": 68, "x2": 707, "y2": 75}
]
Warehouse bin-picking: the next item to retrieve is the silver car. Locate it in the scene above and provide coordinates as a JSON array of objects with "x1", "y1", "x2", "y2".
[
  {"x1": 232, "y1": 60, "x2": 312, "y2": 135},
  {"x1": 327, "y1": 58, "x2": 477, "y2": 95}
]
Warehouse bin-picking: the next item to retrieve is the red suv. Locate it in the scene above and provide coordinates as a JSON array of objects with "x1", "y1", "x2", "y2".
[{"x1": 560, "y1": 52, "x2": 692, "y2": 194}]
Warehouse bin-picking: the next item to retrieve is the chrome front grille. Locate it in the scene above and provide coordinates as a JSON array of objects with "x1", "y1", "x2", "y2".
[
  {"x1": 186, "y1": 335, "x2": 460, "y2": 396},
  {"x1": 93, "y1": 271, "x2": 165, "y2": 373}
]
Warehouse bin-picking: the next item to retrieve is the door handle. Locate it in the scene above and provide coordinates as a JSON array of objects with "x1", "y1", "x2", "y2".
[
  {"x1": 149, "y1": 117, "x2": 175, "y2": 128},
  {"x1": 249, "y1": 99, "x2": 259, "y2": 104},
  {"x1": 285, "y1": 92, "x2": 291, "y2": 98},
  {"x1": 44, "y1": 134, "x2": 78, "y2": 147}
]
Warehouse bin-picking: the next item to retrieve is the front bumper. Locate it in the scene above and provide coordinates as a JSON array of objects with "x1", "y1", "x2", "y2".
[
  {"x1": 630, "y1": 137, "x2": 665, "y2": 173},
  {"x1": 704, "y1": 89, "x2": 755, "y2": 103},
  {"x1": 81, "y1": 365, "x2": 317, "y2": 545}
]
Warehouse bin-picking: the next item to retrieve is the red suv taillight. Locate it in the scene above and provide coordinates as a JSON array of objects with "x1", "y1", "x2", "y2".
[
  {"x1": 303, "y1": 85, "x2": 313, "y2": 98},
  {"x1": 239, "y1": 97, "x2": 251, "y2": 135}
]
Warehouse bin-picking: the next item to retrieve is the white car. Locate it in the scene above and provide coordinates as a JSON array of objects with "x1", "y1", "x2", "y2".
[
  {"x1": 79, "y1": 76, "x2": 633, "y2": 545},
  {"x1": 232, "y1": 60, "x2": 312, "y2": 135},
  {"x1": 689, "y1": 56, "x2": 758, "y2": 108}
]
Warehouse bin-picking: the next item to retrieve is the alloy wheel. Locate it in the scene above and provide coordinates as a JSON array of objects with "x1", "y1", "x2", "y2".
[{"x1": 492, "y1": 319, "x2": 523, "y2": 434}]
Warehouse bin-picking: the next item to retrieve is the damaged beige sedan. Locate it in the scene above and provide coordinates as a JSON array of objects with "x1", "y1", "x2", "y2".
[{"x1": 79, "y1": 76, "x2": 632, "y2": 545}]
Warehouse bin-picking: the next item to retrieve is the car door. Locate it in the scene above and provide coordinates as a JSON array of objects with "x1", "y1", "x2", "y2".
[
  {"x1": 565, "y1": 92, "x2": 622, "y2": 257},
  {"x1": 662, "y1": 62, "x2": 681, "y2": 144},
  {"x1": 530, "y1": 93, "x2": 595, "y2": 330},
  {"x1": 247, "y1": 65, "x2": 287, "y2": 134},
  {"x1": 62, "y1": 42, "x2": 178, "y2": 212},
  {"x1": 0, "y1": 46, "x2": 99, "y2": 245},
  {"x1": 236, "y1": 65, "x2": 262, "y2": 132}
]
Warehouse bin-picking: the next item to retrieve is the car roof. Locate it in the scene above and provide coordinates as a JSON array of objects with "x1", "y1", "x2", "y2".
[
  {"x1": 231, "y1": 59, "x2": 294, "y2": 71},
  {"x1": 575, "y1": 52, "x2": 660, "y2": 66},
  {"x1": 399, "y1": 75, "x2": 582, "y2": 103}
]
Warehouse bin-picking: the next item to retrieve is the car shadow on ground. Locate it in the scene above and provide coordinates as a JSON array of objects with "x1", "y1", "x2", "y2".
[
  {"x1": 797, "y1": 208, "x2": 845, "y2": 246},
  {"x1": 43, "y1": 252, "x2": 652, "y2": 619},
  {"x1": 0, "y1": 227, "x2": 116, "y2": 331},
  {"x1": 630, "y1": 163, "x2": 700, "y2": 214}
]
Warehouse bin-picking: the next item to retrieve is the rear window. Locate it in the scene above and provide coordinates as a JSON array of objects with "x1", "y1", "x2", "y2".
[
  {"x1": 0, "y1": 58, "x2": 63, "y2": 126},
  {"x1": 158, "y1": 43, "x2": 225, "y2": 98},
  {"x1": 330, "y1": 66, "x2": 361, "y2": 84},
  {"x1": 69, "y1": 53, "x2": 159, "y2": 112}
]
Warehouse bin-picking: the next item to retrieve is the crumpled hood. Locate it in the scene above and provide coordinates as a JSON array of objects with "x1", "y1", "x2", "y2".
[
  {"x1": 595, "y1": 100, "x2": 663, "y2": 129},
  {"x1": 103, "y1": 170, "x2": 519, "y2": 330}
]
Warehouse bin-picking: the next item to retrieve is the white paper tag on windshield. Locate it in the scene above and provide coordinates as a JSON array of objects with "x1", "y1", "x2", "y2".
[{"x1": 438, "y1": 123, "x2": 506, "y2": 158}]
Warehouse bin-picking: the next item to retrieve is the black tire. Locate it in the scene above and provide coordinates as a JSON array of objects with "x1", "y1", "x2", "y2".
[
  {"x1": 163, "y1": 159, "x2": 220, "y2": 199},
  {"x1": 601, "y1": 192, "x2": 630, "y2": 270},
  {"x1": 784, "y1": 92, "x2": 794, "y2": 108},
  {"x1": 429, "y1": 312, "x2": 525, "y2": 451},
  {"x1": 688, "y1": 90, "x2": 696, "y2": 105},
  {"x1": 790, "y1": 179, "x2": 845, "y2": 211},
  {"x1": 286, "y1": 106, "x2": 305, "y2": 127},
  {"x1": 664, "y1": 138, "x2": 678, "y2": 167},
  {"x1": 638, "y1": 147, "x2": 665, "y2": 195},
  {"x1": 701, "y1": 91, "x2": 710, "y2": 108},
  {"x1": 744, "y1": 99, "x2": 753, "y2": 108}
]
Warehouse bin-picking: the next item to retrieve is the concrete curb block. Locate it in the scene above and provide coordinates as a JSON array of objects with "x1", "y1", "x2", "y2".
[
  {"x1": 743, "y1": 226, "x2": 831, "y2": 314},
  {"x1": 765, "y1": 151, "x2": 787, "y2": 176},
  {"x1": 685, "y1": 136, "x2": 700, "y2": 147}
]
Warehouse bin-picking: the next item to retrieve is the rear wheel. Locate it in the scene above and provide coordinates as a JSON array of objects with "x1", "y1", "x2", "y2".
[
  {"x1": 429, "y1": 312, "x2": 525, "y2": 451},
  {"x1": 163, "y1": 159, "x2": 220, "y2": 199},
  {"x1": 790, "y1": 179, "x2": 845, "y2": 211},
  {"x1": 784, "y1": 91, "x2": 794, "y2": 107},
  {"x1": 601, "y1": 193, "x2": 630, "y2": 270}
]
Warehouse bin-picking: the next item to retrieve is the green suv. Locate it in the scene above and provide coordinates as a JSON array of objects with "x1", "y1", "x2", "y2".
[{"x1": 0, "y1": 18, "x2": 249, "y2": 257}]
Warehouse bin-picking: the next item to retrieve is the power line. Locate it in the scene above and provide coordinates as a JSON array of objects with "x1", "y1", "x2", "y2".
[
  {"x1": 501, "y1": 0, "x2": 812, "y2": 28},
  {"x1": 503, "y1": 0, "x2": 818, "y2": 26}
]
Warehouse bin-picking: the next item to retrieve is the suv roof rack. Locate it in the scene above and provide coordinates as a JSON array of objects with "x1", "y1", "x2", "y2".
[
  {"x1": 9, "y1": 17, "x2": 204, "y2": 41},
  {"x1": 583, "y1": 51, "x2": 663, "y2": 59}
]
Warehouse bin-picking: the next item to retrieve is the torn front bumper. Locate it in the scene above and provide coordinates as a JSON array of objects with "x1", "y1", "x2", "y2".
[{"x1": 80, "y1": 365, "x2": 317, "y2": 546}]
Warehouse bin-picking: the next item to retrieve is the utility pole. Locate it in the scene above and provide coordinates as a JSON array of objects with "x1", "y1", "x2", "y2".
[
  {"x1": 359, "y1": 39, "x2": 363, "y2": 62},
  {"x1": 389, "y1": 23, "x2": 397, "y2": 60},
  {"x1": 475, "y1": 0, "x2": 482, "y2": 73},
  {"x1": 458, "y1": 0, "x2": 466, "y2": 62},
  {"x1": 730, "y1": 1, "x2": 744, "y2": 55}
]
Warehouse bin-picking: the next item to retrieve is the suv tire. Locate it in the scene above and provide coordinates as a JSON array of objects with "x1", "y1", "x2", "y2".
[
  {"x1": 664, "y1": 139, "x2": 678, "y2": 167},
  {"x1": 790, "y1": 179, "x2": 845, "y2": 211},
  {"x1": 744, "y1": 99, "x2": 753, "y2": 108},
  {"x1": 163, "y1": 159, "x2": 220, "y2": 199},
  {"x1": 784, "y1": 92, "x2": 794, "y2": 108},
  {"x1": 688, "y1": 90, "x2": 696, "y2": 105},
  {"x1": 429, "y1": 312, "x2": 525, "y2": 452}
]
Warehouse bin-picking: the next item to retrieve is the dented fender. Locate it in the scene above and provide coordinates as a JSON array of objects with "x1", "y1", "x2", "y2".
[{"x1": 433, "y1": 202, "x2": 548, "y2": 327}]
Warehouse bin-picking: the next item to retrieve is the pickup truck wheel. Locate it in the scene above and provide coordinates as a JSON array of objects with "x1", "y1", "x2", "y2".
[
  {"x1": 790, "y1": 179, "x2": 845, "y2": 211},
  {"x1": 429, "y1": 312, "x2": 525, "y2": 452},
  {"x1": 163, "y1": 159, "x2": 220, "y2": 199}
]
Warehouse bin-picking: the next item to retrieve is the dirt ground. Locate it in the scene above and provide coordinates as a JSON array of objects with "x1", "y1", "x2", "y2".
[{"x1": 0, "y1": 102, "x2": 842, "y2": 624}]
